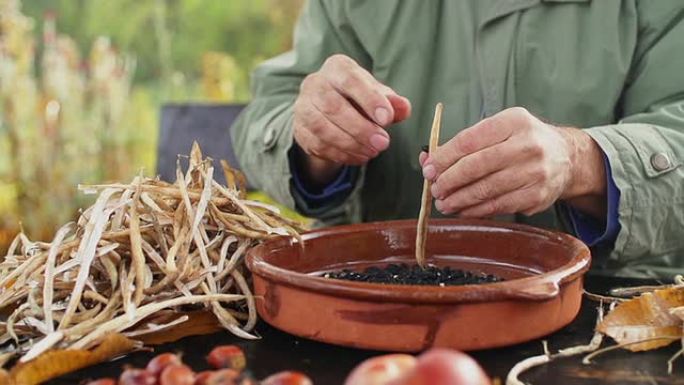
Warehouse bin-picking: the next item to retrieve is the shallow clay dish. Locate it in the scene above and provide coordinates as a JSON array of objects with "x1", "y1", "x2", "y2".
[{"x1": 246, "y1": 219, "x2": 590, "y2": 352}]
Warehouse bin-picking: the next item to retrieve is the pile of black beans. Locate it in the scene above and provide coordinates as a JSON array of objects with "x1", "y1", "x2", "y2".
[{"x1": 322, "y1": 263, "x2": 503, "y2": 286}]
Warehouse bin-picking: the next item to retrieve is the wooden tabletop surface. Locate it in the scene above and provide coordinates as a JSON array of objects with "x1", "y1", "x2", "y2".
[{"x1": 49, "y1": 275, "x2": 683, "y2": 385}]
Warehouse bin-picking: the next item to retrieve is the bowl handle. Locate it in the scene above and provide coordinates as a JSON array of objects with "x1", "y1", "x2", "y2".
[{"x1": 511, "y1": 281, "x2": 560, "y2": 300}]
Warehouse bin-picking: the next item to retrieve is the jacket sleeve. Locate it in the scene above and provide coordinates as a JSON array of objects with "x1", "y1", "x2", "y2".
[
  {"x1": 230, "y1": 0, "x2": 368, "y2": 224},
  {"x1": 583, "y1": 1, "x2": 684, "y2": 273}
]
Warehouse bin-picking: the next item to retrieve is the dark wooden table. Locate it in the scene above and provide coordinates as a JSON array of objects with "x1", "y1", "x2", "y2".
[{"x1": 50, "y1": 275, "x2": 683, "y2": 384}]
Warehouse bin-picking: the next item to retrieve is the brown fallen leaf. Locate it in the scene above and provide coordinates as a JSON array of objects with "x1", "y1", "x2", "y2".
[
  {"x1": 0, "y1": 333, "x2": 138, "y2": 385},
  {"x1": 597, "y1": 286, "x2": 684, "y2": 351}
]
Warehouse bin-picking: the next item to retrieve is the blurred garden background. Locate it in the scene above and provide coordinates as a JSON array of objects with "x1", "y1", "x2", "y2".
[{"x1": 0, "y1": 0, "x2": 303, "y2": 249}]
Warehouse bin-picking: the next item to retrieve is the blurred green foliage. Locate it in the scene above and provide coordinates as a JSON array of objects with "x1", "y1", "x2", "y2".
[
  {"x1": 0, "y1": 0, "x2": 303, "y2": 244},
  {"x1": 23, "y1": 0, "x2": 302, "y2": 101}
]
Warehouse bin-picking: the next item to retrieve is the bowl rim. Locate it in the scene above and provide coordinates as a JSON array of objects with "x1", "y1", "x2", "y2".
[{"x1": 246, "y1": 218, "x2": 591, "y2": 304}]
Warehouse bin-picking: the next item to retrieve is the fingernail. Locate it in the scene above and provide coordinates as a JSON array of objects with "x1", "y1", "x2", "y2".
[
  {"x1": 370, "y1": 134, "x2": 390, "y2": 151},
  {"x1": 422, "y1": 164, "x2": 436, "y2": 180},
  {"x1": 419, "y1": 152, "x2": 427, "y2": 166},
  {"x1": 375, "y1": 107, "x2": 390, "y2": 126},
  {"x1": 430, "y1": 183, "x2": 440, "y2": 199},
  {"x1": 435, "y1": 199, "x2": 444, "y2": 212}
]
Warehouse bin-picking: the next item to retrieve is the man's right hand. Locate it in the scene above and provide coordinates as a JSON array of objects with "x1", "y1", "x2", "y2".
[{"x1": 293, "y1": 54, "x2": 412, "y2": 186}]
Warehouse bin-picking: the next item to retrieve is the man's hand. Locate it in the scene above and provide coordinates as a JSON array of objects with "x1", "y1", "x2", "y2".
[
  {"x1": 420, "y1": 107, "x2": 607, "y2": 218},
  {"x1": 293, "y1": 54, "x2": 411, "y2": 186}
]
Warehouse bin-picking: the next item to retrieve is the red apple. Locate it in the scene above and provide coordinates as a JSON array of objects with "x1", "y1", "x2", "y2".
[
  {"x1": 391, "y1": 349, "x2": 490, "y2": 385},
  {"x1": 344, "y1": 354, "x2": 417, "y2": 385},
  {"x1": 345, "y1": 350, "x2": 490, "y2": 385},
  {"x1": 261, "y1": 371, "x2": 313, "y2": 385}
]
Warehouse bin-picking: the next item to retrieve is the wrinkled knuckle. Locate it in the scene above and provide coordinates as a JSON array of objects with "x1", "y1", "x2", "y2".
[
  {"x1": 300, "y1": 73, "x2": 319, "y2": 92},
  {"x1": 307, "y1": 119, "x2": 324, "y2": 135},
  {"x1": 325, "y1": 54, "x2": 351, "y2": 69},
  {"x1": 477, "y1": 118, "x2": 496, "y2": 134},
  {"x1": 457, "y1": 136, "x2": 477, "y2": 155},
  {"x1": 338, "y1": 72, "x2": 360, "y2": 91},
  {"x1": 506, "y1": 109, "x2": 532, "y2": 129},
  {"x1": 460, "y1": 160, "x2": 478, "y2": 181},
  {"x1": 323, "y1": 55, "x2": 340, "y2": 70},
  {"x1": 526, "y1": 137, "x2": 545, "y2": 158},
  {"x1": 319, "y1": 96, "x2": 342, "y2": 116},
  {"x1": 510, "y1": 106, "x2": 530, "y2": 118},
  {"x1": 484, "y1": 200, "x2": 500, "y2": 216},
  {"x1": 473, "y1": 182, "x2": 492, "y2": 202},
  {"x1": 367, "y1": 89, "x2": 386, "y2": 106}
]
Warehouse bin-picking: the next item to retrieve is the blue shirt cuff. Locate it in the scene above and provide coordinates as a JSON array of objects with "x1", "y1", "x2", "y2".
[
  {"x1": 292, "y1": 164, "x2": 354, "y2": 202},
  {"x1": 566, "y1": 155, "x2": 621, "y2": 246},
  {"x1": 288, "y1": 144, "x2": 356, "y2": 206}
]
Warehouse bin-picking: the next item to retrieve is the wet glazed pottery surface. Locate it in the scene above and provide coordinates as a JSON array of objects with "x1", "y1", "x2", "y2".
[{"x1": 246, "y1": 219, "x2": 591, "y2": 352}]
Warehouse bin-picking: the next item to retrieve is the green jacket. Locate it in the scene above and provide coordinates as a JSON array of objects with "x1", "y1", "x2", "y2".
[{"x1": 232, "y1": 0, "x2": 684, "y2": 278}]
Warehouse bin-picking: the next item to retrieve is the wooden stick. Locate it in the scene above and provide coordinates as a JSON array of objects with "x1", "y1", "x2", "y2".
[{"x1": 416, "y1": 103, "x2": 443, "y2": 267}]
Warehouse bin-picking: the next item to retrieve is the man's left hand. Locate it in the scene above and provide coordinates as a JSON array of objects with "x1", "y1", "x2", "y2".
[{"x1": 420, "y1": 107, "x2": 606, "y2": 218}]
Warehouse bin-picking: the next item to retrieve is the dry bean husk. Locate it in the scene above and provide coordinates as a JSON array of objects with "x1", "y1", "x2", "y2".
[{"x1": 0, "y1": 142, "x2": 304, "y2": 368}]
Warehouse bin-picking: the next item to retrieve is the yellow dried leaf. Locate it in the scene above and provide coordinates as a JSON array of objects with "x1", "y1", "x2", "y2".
[
  {"x1": 2, "y1": 333, "x2": 137, "y2": 385},
  {"x1": 598, "y1": 287, "x2": 684, "y2": 351}
]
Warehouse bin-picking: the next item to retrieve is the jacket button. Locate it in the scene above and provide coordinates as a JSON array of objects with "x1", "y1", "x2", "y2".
[{"x1": 650, "y1": 152, "x2": 671, "y2": 171}]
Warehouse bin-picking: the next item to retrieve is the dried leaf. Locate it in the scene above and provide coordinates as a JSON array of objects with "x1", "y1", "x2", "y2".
[
  {"x1": 2, "y1": 334, "x2": 137, "y2": 385},
  {"x1": 597, "y1": 287, "x2": 684, "y2": 351}
]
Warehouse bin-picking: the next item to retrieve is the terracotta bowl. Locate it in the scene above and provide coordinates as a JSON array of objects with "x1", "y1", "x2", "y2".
[{"x1": 246, "y1": 219, "x2": 591, "y2": 352}]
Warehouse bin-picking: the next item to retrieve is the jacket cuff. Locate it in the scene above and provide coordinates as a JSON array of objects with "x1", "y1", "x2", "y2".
[
  {"x1": 585, "y1": 123, "x2": 682, "y2": 270},
  {"x1": 565, "y1": 154, "x2": 621, "y2": 246}
]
